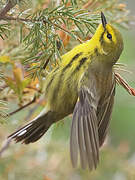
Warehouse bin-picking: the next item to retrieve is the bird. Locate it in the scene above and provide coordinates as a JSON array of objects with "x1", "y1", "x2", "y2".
[{"x1": 8, "y1": 12, "x2": 124, "y2": 170}]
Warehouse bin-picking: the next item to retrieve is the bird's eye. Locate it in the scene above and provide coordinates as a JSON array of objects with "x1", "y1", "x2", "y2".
[{"x1": 107, "y1": 33, "x2": 112, "y2": 40}]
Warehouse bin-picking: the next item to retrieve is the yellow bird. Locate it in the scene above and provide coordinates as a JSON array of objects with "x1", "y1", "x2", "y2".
[{"x1": 8, "y1": 12, "x2": 124, "y2": 170}]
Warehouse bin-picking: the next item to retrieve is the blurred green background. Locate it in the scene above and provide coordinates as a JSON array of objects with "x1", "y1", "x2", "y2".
[{"x1": 0, "y1": 1, "x2": 135, "y2": 180}]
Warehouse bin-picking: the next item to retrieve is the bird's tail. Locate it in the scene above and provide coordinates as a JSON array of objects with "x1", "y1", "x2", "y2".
[{"x1": 8, "y1": 111, "x2": 53, "y2": 144}]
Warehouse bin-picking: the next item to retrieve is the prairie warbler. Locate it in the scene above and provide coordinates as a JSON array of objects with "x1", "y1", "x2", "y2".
[{"x1": 9, "y1": 12, "x2": 123, "y2": 170}]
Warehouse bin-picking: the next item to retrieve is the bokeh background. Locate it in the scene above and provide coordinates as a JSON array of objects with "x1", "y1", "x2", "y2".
[{"x1": 0, "y1": 0, "x2": 135, "y2": 180}]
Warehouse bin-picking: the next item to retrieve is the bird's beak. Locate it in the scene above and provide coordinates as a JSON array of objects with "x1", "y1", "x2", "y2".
[{"x1": 101, "y1": 12, "x2": 107, "y2": 30}]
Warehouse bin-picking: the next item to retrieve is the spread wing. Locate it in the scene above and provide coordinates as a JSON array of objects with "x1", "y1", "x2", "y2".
[
  {"x1": 70, "y1": 86, "x2": 99, "y2": 170},
  {"x1": 97, "y1": 80, "x2": 116, "y2": 147}
]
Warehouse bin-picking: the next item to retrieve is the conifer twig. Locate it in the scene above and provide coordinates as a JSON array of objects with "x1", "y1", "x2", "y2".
[
  {"x1": 1, "y1": 15, "x2": 84, "y2": 44},
  {"x1": 0, "y1": 0, "x2": 22, "y2": 19}
]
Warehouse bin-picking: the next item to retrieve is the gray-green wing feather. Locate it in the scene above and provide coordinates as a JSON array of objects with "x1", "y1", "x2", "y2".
[
  {"x1": 70, "y1": 87, "x2": 99, "y2": 170},
  {"x1": 97, "y1": 81, "x2": 115, "y2": 147}
]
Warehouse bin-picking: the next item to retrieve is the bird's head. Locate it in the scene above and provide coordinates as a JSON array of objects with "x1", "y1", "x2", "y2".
[{"x1": 93, "y1": 12, "x2": 124, "y2": 65}]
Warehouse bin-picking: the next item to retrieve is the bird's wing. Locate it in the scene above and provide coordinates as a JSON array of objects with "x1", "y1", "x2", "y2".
[
  {"x1": 97, "y1": 80, "x2": 116, "y2": 147},
  {"x1": 70, "y1": 85, "x2": 99, "y2": 170}
]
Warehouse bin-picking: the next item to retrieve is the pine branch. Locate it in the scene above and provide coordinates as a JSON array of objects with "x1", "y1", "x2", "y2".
[{"x1": 0, "y1": 15, "x2": 84, "y2": 43}]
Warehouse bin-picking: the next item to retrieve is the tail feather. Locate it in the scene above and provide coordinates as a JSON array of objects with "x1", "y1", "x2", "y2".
[
  {"x1": 8, "y1": 111, "x2": 53, "y2": 144},
  {"x1": 24, "y1": 125, "x2": 46, "y2": 144}
]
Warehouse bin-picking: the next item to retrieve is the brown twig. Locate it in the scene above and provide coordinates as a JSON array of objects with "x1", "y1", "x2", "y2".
[
  {"x1": 115, "y1": 72, "x2": 135, "y2": 96},
  {"x1": 0, "y1": 0, "x2": 22, "y2": 19},
  {"x1": 0, "y1": 138, "x2": 12, "y2": 157},
  {"x1": 2, "y1": 15, "x2": 32, "y2": 22},
  {"x1": 0, "y1": 1, "x2": 14, "y2": 18},
  {"x1": 8, "y1": 96, "x2": 37, "y2": 116}
]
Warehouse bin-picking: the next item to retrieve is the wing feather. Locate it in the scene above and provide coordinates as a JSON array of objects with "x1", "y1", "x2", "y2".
[
  {"x1": 70, "y1": 104, "x2": 79, "y2": 167},
  {"x1": 83, "y1": 113, "x2": 94, "y2": 170},
  {"x1": 87, "y1": 107, "x2": 99, "y2": 168},
  {"x1": 97, "y1": 81, "x2": 115, "y2": 146},
  {"x1": 70, "y1": 88, "x2": 99, "y2": 169},
  {"x1": 78, "y1": 104, "x2": 88, "y2": 169}
]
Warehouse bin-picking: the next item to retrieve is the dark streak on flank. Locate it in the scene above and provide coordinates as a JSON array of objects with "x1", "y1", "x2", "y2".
[
  {"x1": 46, "y1": 75, "x2": 55, "y2": 92},
  {"x1": 62, "y1": 52, "x2": 83, "y2": 71},
  {"x1": 74, "y1": 57, "x2": 87, "y2": 73},
  {"x1": 51, "y1": 71, "x2": 63, "y2": 102},
  {"x1": 90, "y1": 54, "x2": 93, "y2": 60},
  {"x1": 53, "y1": 67, "x2": 59, "y2": 73},
  {"x1": 46, "y1": 67, "x2": 59, "y2": 92},
  {"x1": 49, "y1": 53, "x2": 82, "y2": 101}
]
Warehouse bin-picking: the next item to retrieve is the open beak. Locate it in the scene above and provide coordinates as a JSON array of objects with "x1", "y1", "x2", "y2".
[{"x1": 101, "y1": 12, "x2": 107, "y2": 30}]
